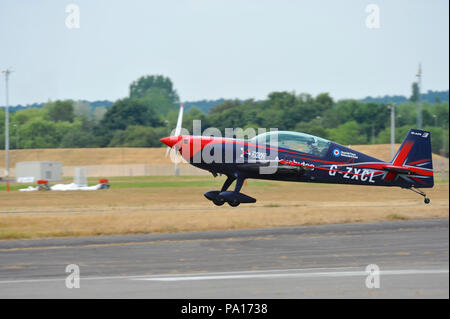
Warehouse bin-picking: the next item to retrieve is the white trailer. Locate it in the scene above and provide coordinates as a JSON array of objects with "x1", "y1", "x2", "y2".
[{"x1": 15, "y1": 161, "x2": 62, "y2": 182}]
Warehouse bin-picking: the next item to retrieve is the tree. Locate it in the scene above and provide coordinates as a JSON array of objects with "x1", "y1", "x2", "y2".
[
  {"x1": 327, "y1": 121, "x2": 368, "y2": 145},
  {"x1": 0, "y1": 109, "x2": 4, "y2": 148},
  {"x1": 12, "y1": 108, "x2": 43, "y2": 125},
  {"x1": 93, "y1": 106, "x2": 107, "y2": 123},
  {"x1": 315, "y1": 93, "x2": 333, "y2": 108},
  {"x1": 129, "y1": 75, "x2": 179, "y2": 104},
  {"x1": 376, "y1": 125, "x2": 411, "y2": 144},
  {"x1": 267, "y1": 91, "x2": 296, "y2": 110},
  {"x1": 434, "y1": 102, "x2": 449, "y2": 127},
  {"x1": 128, "y1": 75, "x2": 180, "y2": 116},
  {"x1": 100, "y1": 98, "x2": 163, "y2": 131},
  {"x1": 44, "y1": 100, "x2": 75, "y2": 122},
  {"x1": 295, "y1": 119, "x2": 329, "y2": 139},
  {"x1": 73, "y1": 100, "x2": 92, "y2": 118},
  {"x1": 60, "y1": 130, "x2": 96, "y2": 148},
  {"x1": 0, "y1": 108, "x2": 4, "y2": 131},
  {"x1": 209, "y1": 100, "x2": 241, "y2": 114},
  {"x1": 423, "y1": 126, "x2": 447, "y2": 155},
  {"x1": 19, "y1": 118, "x2": 59, "y2": 148},
  {"x1": 108, "y1": 125, "x2": 166, "y2": 147},
  {"x1": 142, "y1": 87, "x2": 179, "y2": 116}
]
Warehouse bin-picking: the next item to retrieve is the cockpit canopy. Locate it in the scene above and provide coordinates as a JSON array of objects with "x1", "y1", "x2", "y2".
[{"x1": 250, "y1": 131, "x2": 331, "y2": 157}]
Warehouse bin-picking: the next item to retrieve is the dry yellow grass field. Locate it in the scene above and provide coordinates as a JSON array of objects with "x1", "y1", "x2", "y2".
[
  {"x1": 1, "y1": 147, "x2": 169, "y2": 166},
  {"x1": 0, "y1": 175, "x2": 448, "y2": 240},
  {"x1": 1, "y1": 144, "x2": 448, "y2": 166}
]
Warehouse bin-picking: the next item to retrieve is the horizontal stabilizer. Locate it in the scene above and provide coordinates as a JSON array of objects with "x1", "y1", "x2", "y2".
[{"x1": 382, "y1": 165, "x2": 415, "y2": 175}]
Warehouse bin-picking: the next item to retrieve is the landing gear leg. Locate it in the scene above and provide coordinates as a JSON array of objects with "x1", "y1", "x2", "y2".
[
  {"x1": 221, "y1": 175, "x2": 236, "y2": 192},
  {"x1": 408, "y1": 187, "x2": 430, "y2": 204},
  {"x1": 214, "y1": 176, "x2": 236, "y2": 206},
  {"x1": 233, "y1": 177, "x2": 244, "y2": 193},
  {"x1": 227, "y1": 177, "x2": 245, "y2": 207}
]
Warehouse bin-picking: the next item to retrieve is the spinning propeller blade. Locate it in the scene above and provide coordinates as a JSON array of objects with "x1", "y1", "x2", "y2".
[{"x1": 164, "y1": 102, "x2": 185, "y2": 175}]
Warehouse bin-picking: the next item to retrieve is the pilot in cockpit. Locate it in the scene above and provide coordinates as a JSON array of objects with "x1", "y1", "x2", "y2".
[{"x1": 307, "y1": 138, "x2": 320, "y2": 156}]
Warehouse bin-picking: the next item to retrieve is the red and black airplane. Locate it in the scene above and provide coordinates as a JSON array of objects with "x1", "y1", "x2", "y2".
[{"x1": 161, "y1": 107, "x2": 434, "y2": 207}]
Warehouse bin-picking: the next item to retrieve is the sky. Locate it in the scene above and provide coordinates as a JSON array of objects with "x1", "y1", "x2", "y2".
[{"x1": 0, "y1": 0, "x2": 448, "y2": 106}]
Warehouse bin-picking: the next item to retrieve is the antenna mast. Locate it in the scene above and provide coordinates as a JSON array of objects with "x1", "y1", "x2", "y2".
[{"x1": 416, "y1": 63, "x2": 422, "y2": 129}]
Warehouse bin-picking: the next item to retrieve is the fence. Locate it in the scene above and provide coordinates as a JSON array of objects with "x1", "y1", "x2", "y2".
[
  {"x1": 1, "y1": 164, "x2": 209, "y2": 178},
  {"x1": 2, "y1": 160, "x2": 448, "y2": 180}
]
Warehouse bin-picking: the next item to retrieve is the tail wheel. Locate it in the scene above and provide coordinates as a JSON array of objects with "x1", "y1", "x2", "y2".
[{"x1": 409, "y1": 187, "x2": 431, "y2": 205}]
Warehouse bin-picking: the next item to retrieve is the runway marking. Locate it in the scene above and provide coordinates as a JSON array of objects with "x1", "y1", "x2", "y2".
[
  {"x1": 0, "y1": 267, "x2": 447, "y2": 285},
  {"x1": 0, "y1": 267, "x2": 351, "y2": 284},
  {"x1": 133, "y1": 268, "x2": 449, "y2": 282}
]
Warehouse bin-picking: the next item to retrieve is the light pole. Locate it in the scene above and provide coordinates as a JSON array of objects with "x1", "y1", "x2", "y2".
[
  {"x1": 1, "y1": 69, "x2": 12, "y2": 182},
  {"x1": 388, "y1": 103, "x2": 395, "y2": 159}
]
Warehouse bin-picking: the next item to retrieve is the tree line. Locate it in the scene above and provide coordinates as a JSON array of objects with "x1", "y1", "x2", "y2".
[{"x1": 0, "y1": 75, "x2": 448, "y2": 156}]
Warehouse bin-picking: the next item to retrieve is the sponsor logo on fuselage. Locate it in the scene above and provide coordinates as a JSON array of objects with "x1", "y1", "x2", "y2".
[
  {"x1": 340, "y1": 151, "x2": 359, "y2": 159},
  {"x1": 283, "y1": 158, "x2": 315, "y2": 170}
]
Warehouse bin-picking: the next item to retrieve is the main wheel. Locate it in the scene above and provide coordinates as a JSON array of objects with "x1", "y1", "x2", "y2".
[
  {"x1": 213, "y1": 198, "x2": 225, "y2": 206},
  {"x1": 424, "y1": 197, "x2": 430, "y2": 204},
  {"x1": 228, "y1": 199, "x2": 240, "y2": 207}
]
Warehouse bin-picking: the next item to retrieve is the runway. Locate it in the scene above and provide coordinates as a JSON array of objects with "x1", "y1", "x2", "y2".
[{"x1": 0, "y1": 219, "x2": 448, "y2": 298}]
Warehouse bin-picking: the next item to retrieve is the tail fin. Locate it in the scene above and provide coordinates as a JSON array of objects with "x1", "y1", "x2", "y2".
[{"x1": 388, "y1": 129, "x2": 434, "y2": 187}]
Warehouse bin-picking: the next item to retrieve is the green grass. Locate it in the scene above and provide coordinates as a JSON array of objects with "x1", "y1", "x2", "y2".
[
  {"x1": 0, "y1": 183, "x2": 34, "y2": 191},
  {"x1": 264, "y1": 203, "x2": 280, "y2": 208},
  {"x1": 109, "y1": 180, "x2": 223, "y2": 189},
  {"x1": 0, "y1": 231, "x2": 33, "y2": 240},
  {"x1": 387, "y1": 214, "x2": 409, "y2": 221}
]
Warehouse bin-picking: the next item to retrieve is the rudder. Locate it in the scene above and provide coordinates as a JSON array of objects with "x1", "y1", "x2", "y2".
[{"x1": 391, "y1": 129, "x2": 433, "y2": 187}]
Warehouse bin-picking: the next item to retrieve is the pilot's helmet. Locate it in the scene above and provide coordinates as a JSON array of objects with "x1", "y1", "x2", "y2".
[{"x1": 307, "y1": 137, "x2": 317, "y2": 146}]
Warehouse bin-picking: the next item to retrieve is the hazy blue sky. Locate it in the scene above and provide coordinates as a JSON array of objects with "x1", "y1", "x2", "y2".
[{"x1": 0, "y1": 0, "x2": 448, "y2": 105}]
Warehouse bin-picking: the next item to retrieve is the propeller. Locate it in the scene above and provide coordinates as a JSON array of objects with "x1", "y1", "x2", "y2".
[{"x1": 165, "y1": 102, "x2": 184, "y2": 175}]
